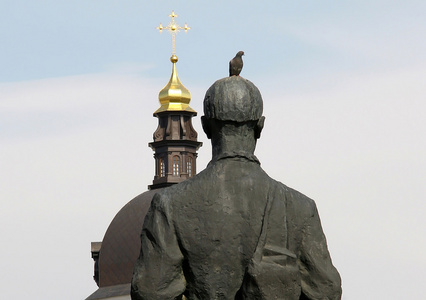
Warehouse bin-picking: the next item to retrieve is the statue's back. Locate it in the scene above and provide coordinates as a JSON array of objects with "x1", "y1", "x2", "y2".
[{"x1": 162, "y1": 157, "x2": 272, "y2": 299}]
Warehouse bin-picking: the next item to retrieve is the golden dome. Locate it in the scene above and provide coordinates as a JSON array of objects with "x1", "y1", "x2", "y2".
[{"x1": 154, "y1": 55, "x2": 196, "y2": 114}]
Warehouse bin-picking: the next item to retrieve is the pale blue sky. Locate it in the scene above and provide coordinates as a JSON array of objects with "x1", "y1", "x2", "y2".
[
  {"x1": 3, "y1": 1, "x2": 423, "y2": 82},
  {"x1": 1, "y1": 1, "x2": 425, "y2": 299}
]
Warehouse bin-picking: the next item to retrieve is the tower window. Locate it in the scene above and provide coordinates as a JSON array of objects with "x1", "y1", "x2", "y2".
[
  {"x1": 160, "y1": 158, "x2": 165, "y2": 177},
  {"x1": 187, "y1": 157, "x2": 193, "y2": 177},
  {"x1": 173, "y1": 156, "x2": 180, "y2": 176}
]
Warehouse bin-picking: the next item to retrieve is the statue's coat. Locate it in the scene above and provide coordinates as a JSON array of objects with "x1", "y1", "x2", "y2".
[{"x1": 132, "y1": 76, "x2": 341, "y2": 300}]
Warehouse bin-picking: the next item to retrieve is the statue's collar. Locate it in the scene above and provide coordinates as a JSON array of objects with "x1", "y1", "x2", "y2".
[{"x1": 209, "y1": 151, "x2": 261, "y2": 166}]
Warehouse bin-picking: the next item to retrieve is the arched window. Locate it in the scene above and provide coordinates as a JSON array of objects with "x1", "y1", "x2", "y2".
[
  {"x1": 187, "y1": 157, "x2": 193, "y2": 177},
  {"x1": 173, "y1": 156, "x2": 180, "y2": 176},
  {"x1": 159, "y1": 158, "x2": 165, "y2": 177}
]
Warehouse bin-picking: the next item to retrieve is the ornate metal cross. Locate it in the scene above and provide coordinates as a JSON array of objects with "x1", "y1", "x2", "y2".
[{"x1": 156, "y1": 11, "x2": 190, "y2": 55}]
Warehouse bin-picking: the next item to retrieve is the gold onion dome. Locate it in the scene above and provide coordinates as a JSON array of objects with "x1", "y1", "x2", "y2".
[{"x1": 155, "y1": 55, "x2": 195, "y2": 114}]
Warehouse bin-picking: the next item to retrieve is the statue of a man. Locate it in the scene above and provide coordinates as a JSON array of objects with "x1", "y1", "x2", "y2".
[{"x1": 131, "y1": 77, "x2": 342, "y2": 299}]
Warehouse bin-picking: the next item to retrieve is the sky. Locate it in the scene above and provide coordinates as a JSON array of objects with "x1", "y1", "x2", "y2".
[{"x1": 1, "y1": 1, "x2": 425, "y2": 299}]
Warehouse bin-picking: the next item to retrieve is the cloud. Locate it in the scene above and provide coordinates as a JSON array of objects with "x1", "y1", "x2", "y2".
[{"x1": 0, "y1": 72, "x2": 162, "y2": 141}]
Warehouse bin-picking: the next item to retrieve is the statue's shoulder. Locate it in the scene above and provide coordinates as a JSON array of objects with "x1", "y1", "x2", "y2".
[
  {"x1": 272, "y1": 180, "x2": 318, "y2": 217},
  {"x1": 149, "y1": 189, "x2": 171, "y2": 213}
]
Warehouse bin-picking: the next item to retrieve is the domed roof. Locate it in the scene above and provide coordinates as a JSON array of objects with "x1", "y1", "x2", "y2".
[
  {"x1": 154, "y1": 55, "x2": 196, "y2": 114},
  {"x1": 97, "y1": 188, "x2": 163, "y2": 287}
]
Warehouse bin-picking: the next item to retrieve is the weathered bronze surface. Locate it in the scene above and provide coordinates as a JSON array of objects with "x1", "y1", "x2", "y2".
[{"x1": 132, "y1": 76, "x2": 341, "y2": 299}]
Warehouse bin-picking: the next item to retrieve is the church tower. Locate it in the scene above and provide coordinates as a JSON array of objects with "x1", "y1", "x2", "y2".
[
  {"x1": 86, "y1": 11, "x2": 201, "y2": 300},
  {"x1": 149, "y1": 54, "x2": 202, "y2": 189}
]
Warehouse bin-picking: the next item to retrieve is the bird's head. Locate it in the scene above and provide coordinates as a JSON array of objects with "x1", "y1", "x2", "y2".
[{"x1": 236, "y1": 51, "x2": 244, "y2": 57}]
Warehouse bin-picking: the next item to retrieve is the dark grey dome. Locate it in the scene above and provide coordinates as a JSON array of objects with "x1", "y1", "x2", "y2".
[{"x1": 97, "y1": 189, "x2": 163, "y2": 287}]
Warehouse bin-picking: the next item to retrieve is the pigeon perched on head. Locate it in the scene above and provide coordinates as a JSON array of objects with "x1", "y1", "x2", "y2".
[{"x1": 229, "y1": 51, "x2": 244, "y2": 76}]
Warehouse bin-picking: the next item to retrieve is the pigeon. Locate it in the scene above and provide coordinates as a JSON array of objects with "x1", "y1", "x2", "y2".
[{"x1": 229, "y1": 51, "x2": 244, "y2": 76}]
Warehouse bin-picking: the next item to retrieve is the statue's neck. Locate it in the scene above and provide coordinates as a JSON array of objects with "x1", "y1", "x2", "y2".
[{"x1": 211, "y1": 125, "x2": 257, "y2": 160}]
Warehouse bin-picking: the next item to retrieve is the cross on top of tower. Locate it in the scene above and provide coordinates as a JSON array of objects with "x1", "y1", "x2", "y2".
[{"x1": 156, "y1": 11, "x2": 190, "y2": 55}]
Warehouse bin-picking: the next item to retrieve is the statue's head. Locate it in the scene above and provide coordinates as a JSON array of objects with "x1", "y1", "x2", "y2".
[
  {"x1": 203, "y1": 76, "x2": 263, "y2": 122},
  {"x1": 202, "y1": 77, "x2": 265, "y2": 140}
]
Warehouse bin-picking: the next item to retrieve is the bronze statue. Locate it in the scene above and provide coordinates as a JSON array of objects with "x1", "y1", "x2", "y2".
[{"x1": 131, "y1": 76, "x2": 341, "y2": 299}]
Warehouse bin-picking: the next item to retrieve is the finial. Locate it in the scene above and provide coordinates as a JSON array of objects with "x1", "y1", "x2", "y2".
[{"x1": 156, "y1": 10, "x2": 190, "y2": 56}]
